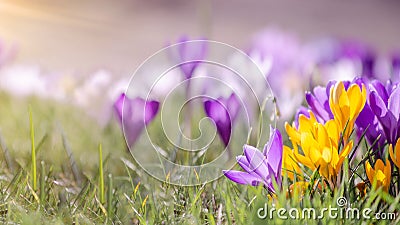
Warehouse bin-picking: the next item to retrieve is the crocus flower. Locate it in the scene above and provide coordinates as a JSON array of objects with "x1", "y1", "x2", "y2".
[
  {"x1": 365, "y1": 159, "x2": 391, "y2": 192},
  {"x1": 329, "y1": 81, "x2": 367, "y2": 142},
  {"x1": 223, "y1": 127, "x2": 282, "y2": 193},
  {"x1": 285, "y1": 111, "x2": 353, "y2": 183},
  {"x1": 174, "y1": 36, "x2": 207, "y2": 80},
  {"x1": 298, "y1": 80, "x2": 366, "y2": 142},
  {"x1": 354, "y1": 79, "x2": 389, "y2": 154},
  {"x1": 114, "y1": 93, "x2": 159, "y2": 148},
  {"x1": 369, "y1": 81, "x2": 400, "y2": 146},
  {"x1": 282, "y1": 146, "x2": 302, "y2": 181},
  {"x1": 203, "y1": 93, "x2": 240, "y2": 147},
  {"x1": 389, "y1": 138, "x2": 400, "y2": 169}
]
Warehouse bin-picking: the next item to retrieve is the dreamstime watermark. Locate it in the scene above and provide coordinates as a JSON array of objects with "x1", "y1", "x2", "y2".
[{"x1": 257, "y1": 197, "x2": 396, "y2": 220}]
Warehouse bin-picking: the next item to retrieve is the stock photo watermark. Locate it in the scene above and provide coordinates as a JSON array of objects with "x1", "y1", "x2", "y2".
[{"x1": 256, "y1": 197, "x2": 396, "y2": 221}]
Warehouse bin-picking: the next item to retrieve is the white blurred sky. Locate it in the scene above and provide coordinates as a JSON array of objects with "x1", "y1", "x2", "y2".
[{"x1": 0, "y1": 0, "x2": 399, "y2": 76}]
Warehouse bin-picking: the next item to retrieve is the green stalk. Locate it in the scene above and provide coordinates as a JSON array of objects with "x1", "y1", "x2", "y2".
[
  {"x1": 40, "y1": 161, "x2": 45, "y2": 204},
  {"x1": 107, "y1": 174, "x2": 113, "y2": 218},
  {"x1": 98, "y1": 144, "x2": 105, "y2": 204},
  {"x1": 29, "y1": 107, "x2": 37, "y2": 191}
]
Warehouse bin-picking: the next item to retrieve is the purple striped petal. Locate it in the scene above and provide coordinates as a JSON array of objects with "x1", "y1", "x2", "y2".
[
  {"x1": 223, "y1": 170, "x2": 262, "y2": 186},
  {"x1": 371, "y1": 80, "x2": 389, "y2": 104},
  {"x1": 244, "y1": 145, "x2": 270, "y2": 180},
  {"x1": 370, "y1": 91, "x2": 398, "y2": 143}
]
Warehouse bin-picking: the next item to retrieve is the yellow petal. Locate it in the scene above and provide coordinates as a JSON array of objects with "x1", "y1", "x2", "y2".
[
  {"x1": 365, "y1": 161, "x2": 375, "y2": 186},
  {"x1": 375, "y1": 159, "x2": 385, "y2": 172},
  {"x1": 285, "y1": 122, "x2": 300, "y2": 144},
  {"x1": 396, "y1": 139, "x2": 400, "y2": 168},
  {"x1": 389, "y1": 144, "x2": 400, "y2": 168},
  {"x1": 347, "y1": 84, "x2": 363, "y2": 120},
  {"x1": 325, "y1": 120, "x2": 340, "y2": 145},
  {"x1": 317, "y1": 123, "x2": 330, "y2": 148}
]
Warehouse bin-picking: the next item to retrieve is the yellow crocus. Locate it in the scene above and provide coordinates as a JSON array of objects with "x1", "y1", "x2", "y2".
[
  {"x1": 329, "y1": 81, "x2": 367, "y2": 142},
  {"x1": 282, "y1": 146, "x2": 302, "y2": 180},
  {"x1": 389, "y1": 138, "x2": 400, "y2": 168},
  {"x1": 285, "y1": 111, "x2": 353, "y2": 182},
  {"x1": 365, "y1": 159, "x2": 391, "y2": 192}
]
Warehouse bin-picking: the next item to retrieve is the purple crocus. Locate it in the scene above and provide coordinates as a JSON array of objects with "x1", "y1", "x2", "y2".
[
  {"x1": 368, "y1": 80, "x2": 400, "y2": 147},
  {"x1": 296, "y1": 78, "x2": 387, "y2": 154},
  {"x1": 203, "y1": 93, "x2": 240, "y2": 147},
  {"x1": 174, "y1": 36, "x2": 207, "y2": 80},
  {"x1": 391, "y1": 51, "x2": 400, "y2": 81},
  {"x1": 114, "y1": 93, "x2": 159, "y2": 148},
  {"x1": 297, "y1": 80, "x2": 352, "y2": 124},
  {"x1": 223, "y1": 127, "x2": 283, "y2": 193}
]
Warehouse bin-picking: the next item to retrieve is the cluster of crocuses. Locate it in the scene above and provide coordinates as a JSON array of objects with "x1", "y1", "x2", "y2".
[
  {"x1": 112, "y1": 34, "x2": 400, "y2": 196},
  {"x1": 224, "y1": 77, "x2": 400, "y2": 196}
]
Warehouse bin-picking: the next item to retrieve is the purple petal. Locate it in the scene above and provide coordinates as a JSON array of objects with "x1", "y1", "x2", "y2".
[
  {"x1": 244, "y1": 144, "x2": 270, "y2": 180},
  {"x1": 263, "y1": 127, "x2": 282, "y2": 178},
  {"x1": 114, "y1": 95, "x2": 159, "y2": 147},
  {"x1": 370, "y1": 80, "x2": 389, "y2": 104},
  {"x1": 226, "y1": 93, "x2": 241, "y2": 122},
  {"x1": 370, "y1": 91, "x2": 398, "y2": 143},
  {"x1": 236, "y1": 155, "x2": 252, "y2": 173},
  {"x1": 306, "y1": 90, "x2": 331, "y2": 122},
  {"x1": 177, "y1": 37, "x2": 207, "y2": 79},
  {"x1": 388, "y1": 85, "x2": 400, "y2": 120},
  {"x1": 223, "y1": 170, "x2": 262, "y2": 186},
  {"x1": 144, "y1": 101, "x2": 160, "y2": 125},
  {"x1": 113, "y1": 93, "x2": 126, "y2": 123},
  {"x1": 204, "y1": 98, "x2": 233, "y2": 146},
  {"x1": 370, "y1": 91, "x2": 389, "y2": 120}
]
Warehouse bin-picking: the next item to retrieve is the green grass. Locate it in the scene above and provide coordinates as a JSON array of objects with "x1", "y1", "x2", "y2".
[{"x1": 0, "y1": 92, "x2": 399, "y2": 224}]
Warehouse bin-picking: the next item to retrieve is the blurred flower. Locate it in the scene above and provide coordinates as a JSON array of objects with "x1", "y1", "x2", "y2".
[
  {"x1": 306, "y1": 38, "x2": 376, "y2": 83},
  {"x1": 365, "y1": 159, "x2": 391, "y2": 192},
  {"x1": 329, "y1": 81, "x2": 367, "y2": 142},
  {"x1": 114, "y1": 94, "x2": 159, "y2": 148},
  {"x1": 203, "y1": 93, "x2": 240, "y2": 147},
  {"x1": 368, "y1": 80, "x2": 400, "y2": 146},
  {"x1": 391, "y1": 51, "x2": 400, "y2": 81},
  {"x1": 389, "y1": 138, "x2": 400, "y2": 169},
  {"x1": 285, "y1": 111, "x2": 353, "y2": 183},
  {"x1": 248, "y1": 28, "x2": 310, "y2": 121},
  {"x1": 223, "y1": 127, "x2": 282, "y2": 193},
  {"x1": 0, "y1": 65, "x2": 48, "y2": 97},
  {"x1": 173, "y1": 36, "x2": 207, "y2": 80}
]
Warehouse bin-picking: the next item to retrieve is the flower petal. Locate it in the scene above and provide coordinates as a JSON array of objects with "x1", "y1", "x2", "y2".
[
  {"x1": 223, "y1": 170, "x2": 262, "y2": 186},
  {"x1": 263, "y1": 127, "x2": 283, "y2": 178},
  {"x1": 244, "y1": 144, "x2": 270, "y2": 180}
]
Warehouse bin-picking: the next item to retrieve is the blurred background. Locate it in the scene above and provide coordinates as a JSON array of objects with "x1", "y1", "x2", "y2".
[
  {"x1": 0, "y1": 0, "x2": 399, "y2": 167},
  {"x1": 1, "y1": 0, "x2": 399, "y2": 76}
]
